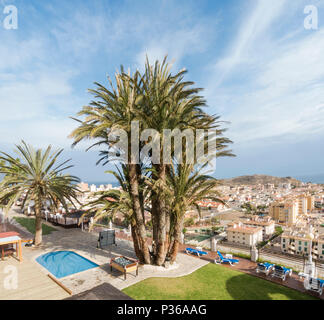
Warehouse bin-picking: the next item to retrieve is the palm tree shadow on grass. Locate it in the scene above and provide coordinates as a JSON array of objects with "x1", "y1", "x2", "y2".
[{"x1": 225, "y1": 274, "x2": 314, "y2": 300}]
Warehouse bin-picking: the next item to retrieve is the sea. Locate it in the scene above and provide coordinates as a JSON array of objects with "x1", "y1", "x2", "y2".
[
  {"x1": 84, "y1": 173, "x2": 324, "y2": 187},
  {"x1": 295, "y1": 173, "x2": 324, "y2": 184},
  {"x1": 86, "y1": 181, "x2": 120, "y2": 188}
]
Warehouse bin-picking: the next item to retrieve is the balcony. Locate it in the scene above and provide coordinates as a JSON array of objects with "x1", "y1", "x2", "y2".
[{"x1": 289, "y1": 244, "x2": 296, "y2": 251}]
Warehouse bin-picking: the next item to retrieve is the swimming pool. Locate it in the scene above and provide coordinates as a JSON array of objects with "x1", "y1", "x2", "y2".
[{"x1": 36, "y1": 251, "x2": 99, "y2": 278}]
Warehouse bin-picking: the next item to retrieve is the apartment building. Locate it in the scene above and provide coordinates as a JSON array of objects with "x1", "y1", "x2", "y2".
[
  {"x1": 243, "y1": 215, "x2": 275, "y2": 238},
  {"x1": 297, "y1": 195, "x2": 307, "y2": 215},
  {"x1": 77, "y1": 182, "x2": 89, "y2": 192},
  {"x1": 307, "y1": 195, "x2": 315, "y2": 211},
  {"x1": 269, "y1": 193, "x2": 316, "y2": 226},
  {"x1": 281, "y1": 229, "x2": 324, "y2": 261},
  {"x1": 227, "y1": 222, "x2": 263, "y2": 247},
  {"x1": 269, "y1": 199, "x2": 299, "y2": 226}
]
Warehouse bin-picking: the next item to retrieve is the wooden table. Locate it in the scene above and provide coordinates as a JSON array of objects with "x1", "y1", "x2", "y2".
[
  {"x1": 0, "y1": 232, "x2": 23, "y2": 262},
  {"x1": 110, "y1": 256, "x2": 138, "y2": 280}
]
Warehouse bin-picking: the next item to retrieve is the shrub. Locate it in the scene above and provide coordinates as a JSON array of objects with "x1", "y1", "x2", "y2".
[{"x1": 184, "y1": 217, "x2": 195, "y2": 227}]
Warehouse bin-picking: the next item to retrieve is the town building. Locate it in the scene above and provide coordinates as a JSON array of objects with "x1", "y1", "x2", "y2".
[
  {"x1": 77, "y1": 182, "x2": 89, "y2": 192},
  {"x1": 281, "y1": 229, "x2": 324, "y2": 261},
  {"x1": 269, "y1": 199, "x2": 299, "y2": 226},
  {"x1": 242, "y1": 215, "x2": 275, "y2": 238},
  {"x1": 89, "y1": 184, "x2": 97, "y2": 193},
  {"x1": 297, "y1": 195, "x2": 308, "y2": 215},
  {"x1": 226, "y1": 221, "x2": 263, "y2": 247},
  {"x1": 307, "y1": 195, "x2": 315, "y2": 211}
]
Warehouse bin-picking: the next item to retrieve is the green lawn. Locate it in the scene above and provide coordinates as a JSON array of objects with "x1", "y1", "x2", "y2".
[
  {"x1": 123, "y1": 263, "x2": 317, "y2": 300},
  {"x1": 13, "y1": 217, "x2": 57, "y2": 235}
]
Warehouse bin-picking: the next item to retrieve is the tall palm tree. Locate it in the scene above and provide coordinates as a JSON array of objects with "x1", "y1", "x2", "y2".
[
  {"x1": 70, "y1": 56, "x2": 235, "y2": 266},
  {"x1": 0, "y1": 141, "x2": 80, "y2": 245},
  {"x1": 131, "y1": 57, "x2": 234, "y2": 265},
  {"x1": 69, "y1": 69, "x2": 152, "y2": 264}
]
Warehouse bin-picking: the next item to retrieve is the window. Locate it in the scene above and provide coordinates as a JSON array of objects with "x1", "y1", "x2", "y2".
[
  {"x1": 299, "y1": 241, "x2": 302, "y2": 245},
  {"x1": 322, "y1": 250, "x2": 324, "y2": 255},
  {"x1": 283, "y1": 238, "x2": 286, "y2": 242},
  {"x1": 304, "y1": 247, "x2": 307, "y2": 252},
  {"x1": 304, "y1": 242, "x2": 308, "y2": 246},
  {"x1": 299, "y1": 247, "x2": 302, "y2": 251},
  {"x1": 283, "y1": 244, "x2": 285, "y2": 248}
]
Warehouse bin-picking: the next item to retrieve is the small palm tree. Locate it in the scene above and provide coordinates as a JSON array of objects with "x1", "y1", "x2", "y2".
[
  {"x1": 83, "y1": 165, "x2": 150, "y2": 262},
  {"x1": 0, "y1": 141, "x2": 80, "y2": 245},
  {"x1": 166, "y1": 164, "x2": 225, "y2": 262}
]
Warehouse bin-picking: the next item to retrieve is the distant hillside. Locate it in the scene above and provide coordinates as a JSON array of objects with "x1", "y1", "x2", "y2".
[{"x1": 220, "y1": 174, "x2": 302, "y2": 186}]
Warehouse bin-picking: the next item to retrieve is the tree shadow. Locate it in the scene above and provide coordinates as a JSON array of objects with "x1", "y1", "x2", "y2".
[{"x1": 225, "y1": 273, "x2": 313, "y2": 300}]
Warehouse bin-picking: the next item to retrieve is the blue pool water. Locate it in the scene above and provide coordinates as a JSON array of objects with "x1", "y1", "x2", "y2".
[{"x1": 36, "y1": 251, "x2": 98, "y2": 278}]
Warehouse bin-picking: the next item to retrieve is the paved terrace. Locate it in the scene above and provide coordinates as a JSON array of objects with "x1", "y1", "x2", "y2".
[
  {"x1": 0, "y1": 212, "x2": 208, "y2": 299},
  {"x1": 1, "y1": 210, "x2": 322, "y2": 300},
  {"x1": 0, "y1": 257, "x2": 69, "y2": 300}
]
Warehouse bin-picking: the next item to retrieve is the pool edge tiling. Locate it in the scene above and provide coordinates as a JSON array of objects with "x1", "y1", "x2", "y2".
[{"x1": 36, "y1": 250, "x2": 99, "y2": 279}]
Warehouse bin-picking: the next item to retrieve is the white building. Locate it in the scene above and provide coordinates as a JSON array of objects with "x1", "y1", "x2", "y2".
[
  {"x1": 90, "y1": 184, "x2": 97, "y2": 193},
  {"x1": 243, "y1": 215, "x2": 275, "y2": 238},
  {"x1": 227, "y1": 222, "x2": 263, "y2": 247},
  {"x1": 97, "y1": 184, "x2": 105, "y2": 191}
]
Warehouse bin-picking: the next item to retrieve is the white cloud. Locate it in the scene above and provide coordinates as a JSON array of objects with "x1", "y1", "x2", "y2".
[
  {"x1": 226, "y1": 28, "x2": 324, "y2": 144},
  {"x1": 0, "y1": 69, "x2": 77, "y2": 121},
  {"x1": 0, "y1": 118, "x2": 74, "y2": 148},
  {"x1": 0, "y1": 37, "x2": 45, "y2": 71},
  {"x1": 135, "y1": 26, "x2": 210, "y2": 70},
  {"x1": 205, "y1": 0, "x2": 324, "y2": 148},
  {"x1": 213, "y1": 0, "x2": 288, "y2": 84}
]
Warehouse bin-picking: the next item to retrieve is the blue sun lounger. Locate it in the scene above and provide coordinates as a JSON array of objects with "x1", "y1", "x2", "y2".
[
  {"x1": 185, "y1": 247, "x2": 208, "y2": 257},
  {"x1": 271, "y1": 265, "x2": 292, "y2": 281},
  {"x1": 214, "y1": 251, "x2": 239, "y2": 266},
  {"x1": 256, "y1": 262, "x2": 274, "y2": 276}
]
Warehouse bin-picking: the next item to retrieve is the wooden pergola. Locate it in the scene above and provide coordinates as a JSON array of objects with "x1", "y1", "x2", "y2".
[{"x1": 0, "y1": 232, "x2": 23, "y2": 262}]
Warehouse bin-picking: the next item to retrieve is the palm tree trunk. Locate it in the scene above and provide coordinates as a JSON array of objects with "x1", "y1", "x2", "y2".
[
  {"x1": 169, "y1": 218, "x2": 182, "y2": 263},
  {"x1": 128, "y1": 163, "x2": 151, "y2": 264},
  {"x1": 131, "y1": 223, "x2": 144, "y2": 263},
  {"x1": 34, "y1": 198, "x2": 43, "y2": 246},
  {"x1": 155, "y1": 164, "x2": 167, "y2": 266},
  {"x1": 151, "y1": 197, "x2": 158, "y2": 256},
  {"x1": 165, "y1": 211, "x2": 170, "y2": 255},
  {"x1": 136, "y1": 164, "x2": 146, "y2": 223}
]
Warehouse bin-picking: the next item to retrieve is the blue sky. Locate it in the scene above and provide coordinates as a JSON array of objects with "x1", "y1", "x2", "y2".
[{"x1": 0, "y1": 0, "x2": 324, "y2": 182}]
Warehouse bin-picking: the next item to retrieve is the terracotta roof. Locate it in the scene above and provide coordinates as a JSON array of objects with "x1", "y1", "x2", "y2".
[
  {"x1": 245, "y1": 220, "x2": 275, "y2": 226},
  {"x1": 227, "y1": 226, "x2": 262, "y2": 234}
]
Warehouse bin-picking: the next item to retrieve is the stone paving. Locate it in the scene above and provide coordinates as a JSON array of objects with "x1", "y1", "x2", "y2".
[
  {"x1": 2, "y1": 208, "x2": 322, "y2": 299},
  {"x1": 2, "y1": 209, "x2": 209, "y2": 296}
]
